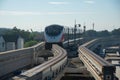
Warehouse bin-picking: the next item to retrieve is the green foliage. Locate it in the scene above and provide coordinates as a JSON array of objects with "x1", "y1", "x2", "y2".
[
  {"x1": 24, "y1": 40, "x2": 38, "y2": 47},
  {"x1": 1, "y1": 27, "x2": 44, "y2": 43},
  {"x1": 85, "y1": 30, "x2": 97, "y2": 37},
  {"x1": 111, "y1": 28, "x2": 120, "y2": 36},
  {"x1": 0, "y1": 28, "x2": 11, "y2": 35},
  {"x1": 0, "y1": 27, "x2": 45, "y2": 48},
  {"x1": 82, "y1": 28, "x2": 120, "y2": 37},
  {"x1": 97, "y1": 30, "x2": 110, "y2": 37},
  {"x1": 1, "y1": 27, "x2": 120, "y2": 46},
  {"x1": 4, "y1": 26, "x2": 31, "y2": 42}
]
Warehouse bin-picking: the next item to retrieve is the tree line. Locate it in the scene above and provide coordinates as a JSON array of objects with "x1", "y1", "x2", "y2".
[
  {"x1": 83, "y1": 28, "x2": 120, "y2": 37},
  {"x1": 0, "y1": 27, "x2": 119, "y2": 47},
  {"x1": 0, "y1": 27, "x2": 44, "y2": 47}
]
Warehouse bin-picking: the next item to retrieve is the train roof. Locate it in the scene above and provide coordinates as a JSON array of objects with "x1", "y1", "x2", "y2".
[{"x1": 45, "y1": 24, "x2": 64, "y2": 28}]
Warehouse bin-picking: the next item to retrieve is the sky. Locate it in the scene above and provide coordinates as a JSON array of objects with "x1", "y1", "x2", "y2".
[{"x1": 0, "y1": 0, "x2": 120, "y2": 31}]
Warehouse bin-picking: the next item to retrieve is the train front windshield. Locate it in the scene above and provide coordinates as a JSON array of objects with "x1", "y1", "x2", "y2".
[{"x1": 45, "y1": 25, "x2": 63, "y2": 36}]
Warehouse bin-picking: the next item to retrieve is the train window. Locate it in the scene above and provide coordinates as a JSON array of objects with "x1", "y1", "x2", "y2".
[
  {"x1": 45, "y1": 25, "x2": 63, "y2": 36},
  {"x1": 105, "y1": 75, "x2": 111, "y2": 80}
]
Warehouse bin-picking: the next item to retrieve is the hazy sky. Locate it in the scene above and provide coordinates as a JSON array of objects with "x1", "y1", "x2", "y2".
[{"x1": 0, "y1": 0, "x2": 120, "y2": 31}]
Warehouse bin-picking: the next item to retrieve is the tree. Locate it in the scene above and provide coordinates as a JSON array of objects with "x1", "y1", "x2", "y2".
[
  {"x1": 111, "y1": 28, "x2": 120, "y2": 36},
  {"x1": 98, "y1": 30, "x2": 110, "y2": 37},
  {"x1": 85, "y1": 30, "x2": 97, "y2": 37}
]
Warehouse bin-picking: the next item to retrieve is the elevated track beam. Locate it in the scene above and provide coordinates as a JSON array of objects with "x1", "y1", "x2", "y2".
[{"x1": 78, "y1": 39, "x2": 116, "y2": 80}]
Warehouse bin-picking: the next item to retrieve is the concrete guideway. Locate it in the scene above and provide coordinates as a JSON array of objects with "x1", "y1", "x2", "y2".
[
  {"x1": 12, "y1": 45, "x2": 67, "y2": 80},
  {"x1": 78, "y1": 38, "x2": 120, "y2": 80},
  {"x1": 55, "y1": 57, "x2": 94, "y2": 80}
]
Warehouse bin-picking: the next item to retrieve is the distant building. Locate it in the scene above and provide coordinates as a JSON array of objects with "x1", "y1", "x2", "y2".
[{"x1": 0, "y1": 35, "x2": 24, "y2": 52}]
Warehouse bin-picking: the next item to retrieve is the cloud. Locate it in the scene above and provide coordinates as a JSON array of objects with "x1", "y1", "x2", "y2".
[
  {"x1": 47, "y1": 12, "x2": 78, "y2": 15},
  {"x1": 0, "y1": 10, "x2": 94, "y2": 16},
  {"x1": 0, "y1": 10, "x2": 41, "y2": 15},
  {"x1": 84, "y1": 0, "x2": 95, "y2": 4},
  {"x1": 48, "y1": 2, "x2": 69, "y2": 5}
]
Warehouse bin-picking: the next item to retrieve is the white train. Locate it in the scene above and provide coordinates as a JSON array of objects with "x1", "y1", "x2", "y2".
[{"x1": 44, "y1": 24, "x2": 64, "y2": 49}]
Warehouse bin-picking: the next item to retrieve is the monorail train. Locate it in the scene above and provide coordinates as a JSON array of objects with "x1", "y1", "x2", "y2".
[{"x1": 44, "y1": 24, "x2": 64, "y2": 49}]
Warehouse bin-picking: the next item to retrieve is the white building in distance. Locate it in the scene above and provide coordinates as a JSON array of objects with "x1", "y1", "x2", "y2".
[{"x1": 0, "y1": 35, "x2": 24, "y2": 52}]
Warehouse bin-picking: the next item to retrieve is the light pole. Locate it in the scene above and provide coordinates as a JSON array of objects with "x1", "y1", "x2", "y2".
[
  {"x1": 74, "y1": 22, "x2": 81, "y2": 45},
  {"x1": 68, "y1": 27, "x2": 70, "y2": 47},
  {"x1": 72, "y1": 28, "x2": 74, "y2": 39},
  {"x1": 83, "y1": 25, "x2": 86, "y2": 36}
]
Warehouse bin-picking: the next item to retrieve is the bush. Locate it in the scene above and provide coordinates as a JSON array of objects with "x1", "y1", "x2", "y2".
[{"x1": 24, "y1": 40, "x2": 38, "y2": 47}]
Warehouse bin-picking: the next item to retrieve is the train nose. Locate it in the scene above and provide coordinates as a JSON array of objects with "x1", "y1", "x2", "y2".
[{"x1": 51, "y1": 37, "x2": 55, "y2": 39}]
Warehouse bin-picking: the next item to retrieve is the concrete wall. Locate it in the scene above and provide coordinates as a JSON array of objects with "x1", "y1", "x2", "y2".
[
  {"x1": 0, "y1": 47, "x2": 33, "y2": 77},
  {"x1": 0, "y1": 42, "x2": 44, "y2": 77}
]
